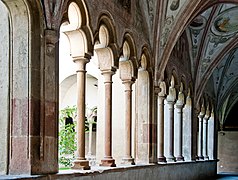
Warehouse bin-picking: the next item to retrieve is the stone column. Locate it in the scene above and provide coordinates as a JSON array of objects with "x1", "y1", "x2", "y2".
[
  {"x1": 208, "y1": 107, "x2": 215, "y2": 160},
  {"x1": 72, "y1": 57, "x2": 90, "y2": 170},
  {"x1": 175, "y1": 84, "x2": 184, "y2": 161},
  {"x1": 87, "y1": 115, "x2": 94, "y2": 157},
  {"x1": 166, "y1": 76, "x2": 176, "y2": 162},
  {"x1": 122, "y1": 80, "x2": 135, "y2": 165},
  {"x1": 100, "y1": 70, "x2": 116, "y2": 167},
  {"x1": 203, "y1": 106, "x2": 210, "y2": 160},
  {"x1": 198, "y1": 104, "x2": 205, "y2": 160},
  {"x1": 176, "y1": 105, "x2": 184, "y2": 161},
  {"x1": 157, "y1": 82, "x2": 167, "y2": 163}
]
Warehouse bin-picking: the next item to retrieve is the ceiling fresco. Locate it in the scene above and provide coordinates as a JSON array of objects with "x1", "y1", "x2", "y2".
[
  {"x1": 186, "y1": 3, "x2": 238, "y2": 125},
  {"x1": 188, "y1": 4, "x2": 238, "y2": 81}
]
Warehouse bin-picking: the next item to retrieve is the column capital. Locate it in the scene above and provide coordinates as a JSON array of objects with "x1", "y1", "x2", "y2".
[
  {"x1": 73, "y1": 55, "x2": 90, "y2": 63},
  {"x1": 176, "y1": 89, "x2": 184, "y2": 108},
  {"x1": 101, "y1": 69, "x2": 116, "y2": 76},
  {"x1": 73, "y1": 55, "x2": 90, "y2": 71},
  {"x1": 101, "y1": 70, "x2": 116, "y2": 83},
  {"x1": 167, "y1": 88, "x2": 176, "y2": 103},
  {"x1": 204, "y1": 106, "x2": 211, "y2": 121},
  {"x1": 198, "y1": 112, "x2": 205, "y2": 119},
  {"x1": 176, "y1": 104, "x2": 183, "y2": 109},
  {"x1": 122, "y1": 80, "x2": 134, "y2": 91}
]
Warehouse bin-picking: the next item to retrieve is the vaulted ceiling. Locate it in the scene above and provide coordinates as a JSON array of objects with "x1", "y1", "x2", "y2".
[{"x1": 187, "y1": 3, "x2": 238, "y2": 127}]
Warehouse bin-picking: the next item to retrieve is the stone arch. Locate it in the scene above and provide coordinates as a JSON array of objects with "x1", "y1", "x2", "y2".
[
  {"x1": 119, "y1": 33, "x2": 139, "y2": 80},
  {"x1": 62, "y1": 0, "x2": 94, "y2": 54},
  {"x1": 62, "y1": 1, "x2": 93, "y2": 58},
  {"x1": 0, "y1": 0, "x2": 47, "y2": 175},
  {"x1": 121, "y1": 33, "x2": 139, "y2": 74},
  {"x1": 139, "y1": 46, "x2": 153, "y2": 81},
  {"x1": 94, "y1": 14, "x2": 119, "y2": 70},
  {"x1": 97, "y1": 13, "x2": 118, "y2": 46}
]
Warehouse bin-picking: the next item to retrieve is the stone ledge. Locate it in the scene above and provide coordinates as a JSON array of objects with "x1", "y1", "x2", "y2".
[{"x1": 0, "y1": 160, "x2": 218, "y2": 180}]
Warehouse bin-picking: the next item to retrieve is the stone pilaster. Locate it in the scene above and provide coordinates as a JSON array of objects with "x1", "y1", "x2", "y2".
[{"x1": 10, "y1": 29, "x2": 59, "y2": 175}]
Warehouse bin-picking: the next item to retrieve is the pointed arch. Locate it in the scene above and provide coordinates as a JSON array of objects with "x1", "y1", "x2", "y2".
[{"x1": 120, "y1": 32, "x2": 139, "y2": 78}]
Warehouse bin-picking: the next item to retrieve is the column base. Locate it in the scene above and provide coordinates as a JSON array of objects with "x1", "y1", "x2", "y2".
[
  {"x1": 176, "y1": 156, "x2": 184, "y2": 161},
  {"x1": 121, "y1": 157, "x2": 135, "y2": 165},
  {"x1": 198, "y1": 156, "x2": 204, "y2": 160},
  {"x1": 204, "y1": 156, "x2": 209, "y2": 160},
  {"x1": 100, "y1": 158, "x2": 116, "y2": 167},
  {"x1": 158, "y1": 156, "x2": 167, "y2": 163},
  {"x1": 166, "y1": 155, "x2": 176, "y2": 162},
  {"x1": 71, "y1": 159, "x2": 90, "y2": 170}
]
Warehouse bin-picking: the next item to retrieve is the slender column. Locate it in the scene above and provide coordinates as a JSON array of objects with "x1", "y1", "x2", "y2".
[
  {"x1": 176, "y1": 104, "x2": 184, "y2": 161},
  {"x1": 208, "y1": 107, "x2": 215, "y2": 160},
  {"x1": 203, "y1": 106, "x2": 210, "y2": 160},
  {"x1": 198, "y1": 104, "x2": 205, "y2": 160},
  {"x1": 157, "y1": 82, "x2": 166, "y2": 163},
  {"x1": 100, "y1": 70, "x2": 116, "y2": 167},
  {"x1": 175, "y1": 84, "x2": 185, "y2": 161},
  {"x1": 122, "y1": 81, "x2": 135, "y2": 165},
  {"x1": 72, "y1": 57, "x2": 90, "y2": 170},
  {"x1": 166, "y1": 76, "x2": 176, "y2": 162},
  {"x1": 87, "y1": 116, "x2": 94, "y2": 156},
  {"x1": 167, "y1": 101, "x2": 176, "y2": 162}
]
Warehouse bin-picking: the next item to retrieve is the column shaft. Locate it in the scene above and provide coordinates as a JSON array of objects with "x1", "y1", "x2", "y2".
[
  {"x1": 176, "y1": 105, "x2": 184, "y2": 161},
  {"x1": 122, "y1": 81, "x2": 135, "y2": 165},
  {"x1": 167, "y1": 102, "x2": 176, "y2": 162},
  {"x1": 157, "y1": 95, "x2": 166, "y2": 162},
  {"x1": 100, "y1": 71, "x2": 116, "y2": 167},
  {"x1": 88, "y1": 122, "x2": 93, "y2": 156},
  {"x1": 203, "y1": 118, "x2": 209, "y2": 160},
  {"x1": 198, "y1": 115, "x2": 204, "y2": 160},
  {"x1": 72, "y1": 58, "x2": 90, "y2": 170}
]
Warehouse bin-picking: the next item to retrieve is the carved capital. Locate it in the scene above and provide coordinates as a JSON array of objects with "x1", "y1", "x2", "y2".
[{"x1": 45, "y1": 29, "x2": 58, "y2": 55}]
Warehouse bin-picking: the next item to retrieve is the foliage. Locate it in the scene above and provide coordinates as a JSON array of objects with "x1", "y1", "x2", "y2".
[
  {"x1": 58, "y1": 106, "x2": 77, "y2": 167},
  {"x1": 58, "y1": 105, "x2": 97, "y2": 167}
]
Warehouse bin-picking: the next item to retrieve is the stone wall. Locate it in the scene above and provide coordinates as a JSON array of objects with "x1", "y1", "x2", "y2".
[{"x1": 218, "y1": 131, "x2": 238, "y2": 173}]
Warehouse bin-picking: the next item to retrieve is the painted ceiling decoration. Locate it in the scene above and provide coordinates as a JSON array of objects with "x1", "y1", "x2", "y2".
[
  {"x1": 185, "y1": 3, "x2": 238, "y2": 126},
  {"x1": 212, "y1": 7, "x2": 238, "y2": 36},
  {"x1": 160, "y1": 0, "x2": 187, "y2": 47},
  {"x1": 170, "y1": 0, "x2": 180, "y2": 11}
]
